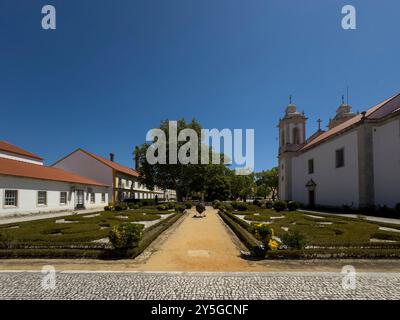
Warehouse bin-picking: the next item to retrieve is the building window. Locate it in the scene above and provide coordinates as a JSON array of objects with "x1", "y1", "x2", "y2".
[
  {"x1": 335, "y1": 148, "x2": 345, "y2": 168},
  {"x1": 308, "y1": 159, "x2": 314, "y2": 174},
  {"x1": 281, "y1": 130, "x2": 285, "y2": 146},
  {"x1": 101, "y1": 193, "x2": 106, "y2": 203},
  {"x1": 60, "y1": 192, "x2": 67, "y2": 205},
  {"x1": 4, "y1": 190, "x2": 18, "y2": 207},
  {"x1": 37, "y1": 191, "x2": 47, "y2": 205},
  {"x1": 90, "y1": 193, "x2": 95, "y2": 203}
]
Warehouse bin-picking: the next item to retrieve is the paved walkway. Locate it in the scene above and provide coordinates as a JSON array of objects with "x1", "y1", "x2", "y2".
[
  {"x1": 299, "y1": 209, "x2": 400, "y2": 225},
  {"x1": 0, "y1": 208, "x2": 101, "y2": 225},
  {"x1": 137, "y1": 207, "x2": 250, "y2": 272},
  {"x1": 0, "y1": 271, "x2": 399, "y2": 300}
]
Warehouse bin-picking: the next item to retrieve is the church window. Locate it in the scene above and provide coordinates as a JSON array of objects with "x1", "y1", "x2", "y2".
[
  {"x1": 281, "y1": 130, "x2": 285, "y2": 145},
  {"x1": 335, "y1": 148, "x2": 345, "y2": 168},
  {"x1": 308, "y1": 159, "x2": 314, "y2": 174}
]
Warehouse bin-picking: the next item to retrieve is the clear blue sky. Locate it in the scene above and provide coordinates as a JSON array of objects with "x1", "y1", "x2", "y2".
[{"x1": 1, "y1": 0, "x2": 399, "y2": 171}]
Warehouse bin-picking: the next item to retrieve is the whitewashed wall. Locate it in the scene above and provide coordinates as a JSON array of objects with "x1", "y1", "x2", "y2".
[
  {"x1": 373, "y1": 117, "x2": 400, "y2": 208},
  {"x1": 292, "y1": 130, "x2": 359, "y2": 207},
  {"x1": 0, "y1": 176, "x2": 108, "y2": 216}
]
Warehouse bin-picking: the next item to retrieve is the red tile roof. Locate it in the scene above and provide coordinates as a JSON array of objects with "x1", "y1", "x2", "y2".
[
  {"x1": 0, "y1": 141, "x2": 43, "y2": 161},
  {"x1": 0, "y1": 157, "x2": 108, "y2": 186},
  {"x1": 301, "y1": 93, "x2": 400, "y2": 151},
  {"x1": 79, "y1": 149, "x2": 140, "y2": 177}
]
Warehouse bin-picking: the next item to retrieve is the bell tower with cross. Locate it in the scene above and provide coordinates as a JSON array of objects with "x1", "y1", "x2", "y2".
[{"x1": 278, "y1": 95, "x2": 307, "y2": 201}]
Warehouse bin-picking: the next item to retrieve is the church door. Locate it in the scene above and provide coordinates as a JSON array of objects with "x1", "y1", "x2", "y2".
[{"x1": 308, "y1": 190, "x2": 315, "y2": 207}]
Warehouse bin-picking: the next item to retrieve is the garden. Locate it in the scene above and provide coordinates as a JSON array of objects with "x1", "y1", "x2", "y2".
[
  {"x1": 0, "y1": 201, "x2": 189, "y2": 259},
  {"x1": 214, "y1": 200, "x2": 400, "y2": 259}
]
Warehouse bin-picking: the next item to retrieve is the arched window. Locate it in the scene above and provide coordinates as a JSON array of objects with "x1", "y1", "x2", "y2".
[
  {"x1": 293, "y1": 127, "x2": 300, "y2": 144},
  {"x1": 281, "y1": 130, "x2": 285, "y2": 146}
]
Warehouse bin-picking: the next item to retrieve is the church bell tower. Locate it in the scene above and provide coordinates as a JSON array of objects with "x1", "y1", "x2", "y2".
[{"x1": 278, "y1": 97, "x2": 307, "y2": 201}]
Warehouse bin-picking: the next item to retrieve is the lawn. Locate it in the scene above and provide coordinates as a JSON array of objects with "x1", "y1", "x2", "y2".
[
  {"x1": 233, "y1": 208, "x2": 400, "y2": 248},
  {"x1": 0, "y1": 208, "x2": 173, "y2": 245}
]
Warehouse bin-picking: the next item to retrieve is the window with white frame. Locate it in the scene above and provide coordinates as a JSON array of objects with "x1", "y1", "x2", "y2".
[
  {"x1": 4, "y1": 190, "x2": 18, "y2": 207},
  {"x1": 90, "y1": 193, "x2": 95, "y2": 203},
  {"x1": 37, "y1": 191, "x2": 47, "y2": 205},
  {"x1": 101, "y1": 193, "x2": 106, "y2": 203},
  {"x1": 60, "y1": 192, "x2": 67, "y2": 205}
]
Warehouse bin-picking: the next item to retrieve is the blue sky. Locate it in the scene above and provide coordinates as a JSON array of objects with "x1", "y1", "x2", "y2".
[{"x1": 1, "y1": 0, "x2": 399, "y2": 171}]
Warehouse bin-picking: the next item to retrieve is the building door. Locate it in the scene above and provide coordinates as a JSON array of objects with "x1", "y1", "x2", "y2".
[
  {"x1": 308, "y1": 190, "x2": 315, "y2": 207},
  {"x1": 76, "y1": 190, "x2": 85, "y2": 209}
]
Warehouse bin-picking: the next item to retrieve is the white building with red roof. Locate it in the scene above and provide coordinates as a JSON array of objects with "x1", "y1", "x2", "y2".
[
  {"x1": 278, "y1": 93, "x2": 400, "y2": 209},
  {"x1": 52, "y1": 149, "x2": 175, "y2": 205},
  {"x1": 0, "y1": 142, "x2": 110, "y2": 216}
]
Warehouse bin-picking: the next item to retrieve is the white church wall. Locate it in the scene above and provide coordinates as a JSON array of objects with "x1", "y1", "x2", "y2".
[
  {"x1": 373, "y1": 118, "x2": 400, "y2": 208},
  {"x1": 292, "y1": 130, "x2": 359, "y2": 207}
]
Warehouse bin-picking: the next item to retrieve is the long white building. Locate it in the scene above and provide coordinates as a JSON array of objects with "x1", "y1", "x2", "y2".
[
  {"x1": 0, "y1": 141, "x2": 109, "y2": 217},
  {"x1": 52, "y1": 148, "x2": 175, "y2": 204},
  {"x1": 278, "y1": 93, "x2": 400, "y2": 209}
]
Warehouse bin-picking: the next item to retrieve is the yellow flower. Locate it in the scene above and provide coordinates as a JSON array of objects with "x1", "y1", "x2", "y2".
[{"x1": 268, "y1": 239, "x2": 279, "y2": 251}]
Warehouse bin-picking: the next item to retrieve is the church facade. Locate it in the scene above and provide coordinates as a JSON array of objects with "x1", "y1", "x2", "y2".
[{"x1": 278, "y1": 93, "x2": 400, "y2": 209}]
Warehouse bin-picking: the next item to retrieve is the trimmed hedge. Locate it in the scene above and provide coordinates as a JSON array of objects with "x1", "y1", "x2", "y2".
[
  {"x1": 0, "y1": 212, "x2": 184, "y2": 259},
  {"x1": 217, "y1": 210, "x2": 261, "y2": 255}
]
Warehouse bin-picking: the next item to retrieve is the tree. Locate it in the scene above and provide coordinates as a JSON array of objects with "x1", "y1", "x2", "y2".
[
  {"x1": 135, "y1": 118, "x2": 227, "y2": 201},
  {"x1": 254, "y1": 167, "x2": 279, "y2": 200},
  {"x1": 230, "y1": 174, "x2": 255, "y2": 200}
]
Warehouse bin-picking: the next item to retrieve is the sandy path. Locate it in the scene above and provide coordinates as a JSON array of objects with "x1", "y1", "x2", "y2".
[{"x1": 137, "y1": 207, "x2": 251, "y2": 272}]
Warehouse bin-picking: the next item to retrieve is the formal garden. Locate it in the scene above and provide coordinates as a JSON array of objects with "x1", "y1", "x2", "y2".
[
  {"x1": 214, "y1": 200, "x2": 400, "y2": 259},
  {"x1": 0, "y1": 201, "x2": 191, "y2": 259}
]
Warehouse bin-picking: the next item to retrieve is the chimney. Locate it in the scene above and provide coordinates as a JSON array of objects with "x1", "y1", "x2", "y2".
[{"x1": 109, "y1": 153, "x2": 115, "y2": 162}]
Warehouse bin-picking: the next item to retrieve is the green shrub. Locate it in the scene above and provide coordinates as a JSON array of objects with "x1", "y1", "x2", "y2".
[
  {"x1": 272, "y1": 200, "x2": 287, "y2": 212},
  {"x1": 108, "y1": 223, "x2": 143, "y2": 250},
  {"x1": 396, "y1": 203, "x2": 400, "y2": 214},
  {"x1": 212, "y1": 200, "x2": 221, "y2": 209},
  {"x1": 114, "y1": 203, "x2": 127, "y2": 211},
  {"x1": 265, "y1": 201, "x2": 273, "y2": 209},
  {"x1": 104, "y1": 205, "x2": 113, "y2": 211},
  {"x1": 175, "y1": 205, "x2": 186, "y2": 212},
  {"x1": 184, "y1": 201, "x2": 193, "y2": 209},
  {"x1": 231, "y1": 202, "x2": 248, "y2": 211},
  {"x1": 167, "y1": 202, "x2": 176, "y2": 209},
  {"x1": 157, "y1": 204, "x2": 168, "y2": 211},
  {"x1": 281, "y1": 230, "x2": 306, "y2": 249},
  {"x1": 253, "y1": 224, "x2": 271, "y2": 244},
  {"x1": 287, "y1": 201, "x2": 300, "y2": 211}
]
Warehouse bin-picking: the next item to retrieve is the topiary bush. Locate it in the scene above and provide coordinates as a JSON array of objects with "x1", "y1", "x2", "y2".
[
  {"x1": 272, "y1": 200, "x2": 287, "y2": 212},
  {"x1": 212, "y1": 200, "x2": 221, "y2": 209},
  {"x1": 196, "y1": 203, "x2": 206, "y2": 214},
  {"x1": 175, "y1": 204, "x2": 186, "y2": 212},
  {"x1": 231, "y1": 202, "x2": 247, "y2": 211},
  {"x1": 108, "y1": 223, "x2": 143, "y2": 250},
  {"x1": 157, "y1": 204, "x2": 168, "y2": 211},
  {"x1": 265, "y1": 201, "x2": 273, "y2": 209},
  {"x1": 281, "y1": 230, "x2": 306, "y2": 250},
  {"x1": 184, "y1": 201, "x2": 193, "y2": 209},
  {"x1": 253, "y1": 224, "x2": 271, "y2": 245},
  {"x1": 114, "y1": 203, "x2": 127, "y2": 211},
  {"x1": 104, "y1": 205, "x2": 113, "y2": 211},
  {"x1": 167, "y1": 202, "x2": 176, "y2": 209},
  {"x1": 287, "y1": 201, "x2": 300, "y2": 211}
]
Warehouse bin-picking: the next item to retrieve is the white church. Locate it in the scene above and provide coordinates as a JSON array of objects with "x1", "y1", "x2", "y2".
[{"x1": 278, "y1": 93, "x2": 400, "y2": 209}]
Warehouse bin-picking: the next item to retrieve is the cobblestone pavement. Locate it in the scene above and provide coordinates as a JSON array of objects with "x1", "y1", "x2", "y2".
[{"x1": 0, "y1": 271, "x2": 399, "y2": 300}]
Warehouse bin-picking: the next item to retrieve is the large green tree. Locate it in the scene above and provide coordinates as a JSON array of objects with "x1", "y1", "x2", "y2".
[
  {"x1": 254, "y1": 167, "x2": 279, "y2": 200},
  {"x1": 135, "y1": 118, "x2": 228, "y2": 201}
]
